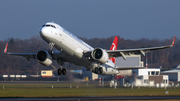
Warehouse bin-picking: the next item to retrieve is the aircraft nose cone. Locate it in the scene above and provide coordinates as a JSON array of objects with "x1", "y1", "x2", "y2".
[{"x1": 40, "y1": 27, "x2": 49, "y2": 38}]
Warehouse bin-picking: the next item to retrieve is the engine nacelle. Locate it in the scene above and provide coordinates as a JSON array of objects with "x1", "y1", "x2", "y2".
[
  {"x1": 36, "y1": 50, "x2": 53, "y2": 66},
  {"x1": 91, "y1": 48, "x2": 109, "y2": 64}
]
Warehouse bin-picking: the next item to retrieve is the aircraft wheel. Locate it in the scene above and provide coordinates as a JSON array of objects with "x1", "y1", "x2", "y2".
[
  {"x1": 99, "y1": 67, "x2": 103, "y2": 74},
  {"x1": 95, "y1": 67, "x2": 98, "y2": 74},
  {"x1": 48, "y1": 50, "x2": 53, "y2": 54},
  {"x1": 62, "y1": 68, "x2": 66, "y2": 75},
  {"x1": 58, "y1": 69, "x2": 61, "y2": 75}
]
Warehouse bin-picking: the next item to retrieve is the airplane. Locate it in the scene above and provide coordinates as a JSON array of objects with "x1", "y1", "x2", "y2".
[{"x1": 4, "y1": 22, "x2": 176, "y2": 75}]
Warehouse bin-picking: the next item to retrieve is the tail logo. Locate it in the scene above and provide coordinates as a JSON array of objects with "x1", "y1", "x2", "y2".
[
  {"x1": 109, "y1": 36, "x2": 119, "y2": 64},
  {"x1": 112, "y1": 43, "x2": 116, "y2": 50}
]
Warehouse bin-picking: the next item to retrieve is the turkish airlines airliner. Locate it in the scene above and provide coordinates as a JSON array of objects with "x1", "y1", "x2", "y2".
[{"x1": 4, "y1": 22, "x2": 176, "y2": 75}]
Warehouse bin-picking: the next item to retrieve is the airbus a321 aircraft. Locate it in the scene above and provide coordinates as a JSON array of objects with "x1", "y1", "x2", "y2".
[{"x1": 4, "y1": 22, "x2": 176, "y2": 75}]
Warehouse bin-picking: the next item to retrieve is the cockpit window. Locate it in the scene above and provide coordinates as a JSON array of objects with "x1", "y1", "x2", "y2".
[
  {"x1": 46, "y1": 25, "x2": 51, "y2": 27},
  {"x1": 42, "y1": 24, "x2": 56, "y2": 29},
  {"x1": 51, "y1": 25, "x2": 56, "y2": 28}
]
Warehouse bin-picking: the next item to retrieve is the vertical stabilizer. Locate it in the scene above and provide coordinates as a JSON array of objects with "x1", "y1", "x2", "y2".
[{"x1": 109, "y1": 36, "x2": 118, "y2": 64}]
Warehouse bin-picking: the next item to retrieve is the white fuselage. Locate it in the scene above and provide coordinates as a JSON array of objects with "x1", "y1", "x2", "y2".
[{"x1": 39, "y1": 22, "x2": 119, "y2": 75}]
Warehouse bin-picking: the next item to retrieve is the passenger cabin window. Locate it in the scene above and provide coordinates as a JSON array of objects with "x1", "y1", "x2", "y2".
[{"x1": 42, "y1": 24, "x2": 56, "y2": 29}]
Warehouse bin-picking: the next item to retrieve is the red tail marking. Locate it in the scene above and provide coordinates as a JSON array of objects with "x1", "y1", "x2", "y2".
[
  {"x1": 4, "y1": 43, "x2": 8, "y2": 53},
  {"x1": 109, "y1": 36, "x2": 119, "y2": 64}
]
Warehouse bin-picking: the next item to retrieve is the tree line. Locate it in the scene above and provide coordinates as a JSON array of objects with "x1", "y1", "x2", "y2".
[{"x1": 0, "y1": 35, "x2": 179, "y2": 75}]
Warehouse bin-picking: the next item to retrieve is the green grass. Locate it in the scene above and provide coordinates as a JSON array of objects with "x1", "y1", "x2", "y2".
[{"x1": 0, "y1": 83, "x2": 180, "y2": 97}]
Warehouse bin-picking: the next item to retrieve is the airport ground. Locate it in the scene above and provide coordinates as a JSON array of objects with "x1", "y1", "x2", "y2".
[{"x1": 0, "y1": 81, "x2": 180, "y2": 98}]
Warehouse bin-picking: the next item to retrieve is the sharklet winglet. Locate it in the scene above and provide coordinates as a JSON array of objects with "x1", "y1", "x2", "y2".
[
  {"x1": 172, "y1": 36, "x2": 176, "y2": 46},
  {"x1": 4, "y1": 43, "x2": 8, "y2": 53}
]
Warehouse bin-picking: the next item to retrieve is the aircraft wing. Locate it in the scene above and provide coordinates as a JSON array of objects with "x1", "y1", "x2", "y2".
[
  {"x1": 3, "y1": 43, "x2": 36, "y2": 61},
  {"x1": 106, "y1": 36, "x2": 176, "y2": 60},
  {"x1": 4, "y1": 43, "x2": 64, "y2": 61},
  {"x1": 6, "y1": 53, "x2": 36, "y2": 61},
  {"x1": 83, "y1": 36, "x2": 176, "y2": 60}
]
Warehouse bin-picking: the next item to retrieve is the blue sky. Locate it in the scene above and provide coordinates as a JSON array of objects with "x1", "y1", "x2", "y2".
[{"x1": 0, "y1": 0, "x2": 180, "y2": 41}]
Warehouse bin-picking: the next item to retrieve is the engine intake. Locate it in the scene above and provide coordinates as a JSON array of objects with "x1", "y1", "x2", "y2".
[
  {"x1": 91, "y1": 48, "x2": 108, "y2": 64},
  {"x1": 36, "y1": 50, "x2": 52, "y2": 66}
]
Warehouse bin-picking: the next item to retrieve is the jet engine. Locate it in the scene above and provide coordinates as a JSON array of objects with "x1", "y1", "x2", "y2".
[
  {"x1": 91, "y1": 48, "x2": 108, "y2": 64},
  {"x1": 36, "y1": 50, "x2": 53, "y2": 66}
]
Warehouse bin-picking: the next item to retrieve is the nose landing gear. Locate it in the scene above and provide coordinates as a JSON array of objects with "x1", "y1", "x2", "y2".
[{"x1": 48, "y1": 43, "x2": 55, "y2": 54}]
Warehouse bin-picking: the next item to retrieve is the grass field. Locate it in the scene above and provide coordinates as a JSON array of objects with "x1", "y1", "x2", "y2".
[{"x1": 0, "y1": 82, "x2": 180, "y2": 97}]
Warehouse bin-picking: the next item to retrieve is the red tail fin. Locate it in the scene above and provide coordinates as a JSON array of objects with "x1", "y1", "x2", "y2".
[{"x1": 109, "y1": 36, "x2": 118, "y2": 64}]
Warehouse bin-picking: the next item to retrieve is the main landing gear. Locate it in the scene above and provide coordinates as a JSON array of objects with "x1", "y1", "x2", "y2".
[
  {"x1": 94, "y1": 63, "x2": 103, "y2": 74},
  {"x1": 58, "y1": 68, "x2": 66, "y2": 75},
  {"x1": 57, "y1": 59, "x2": 66, "y2": 75},
  {"x1": 48, "y1": 42, "x2": 67, "y2": 75},
  {"x1": 94, "y1": 67, "x2": 103, "y2": 74}
]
